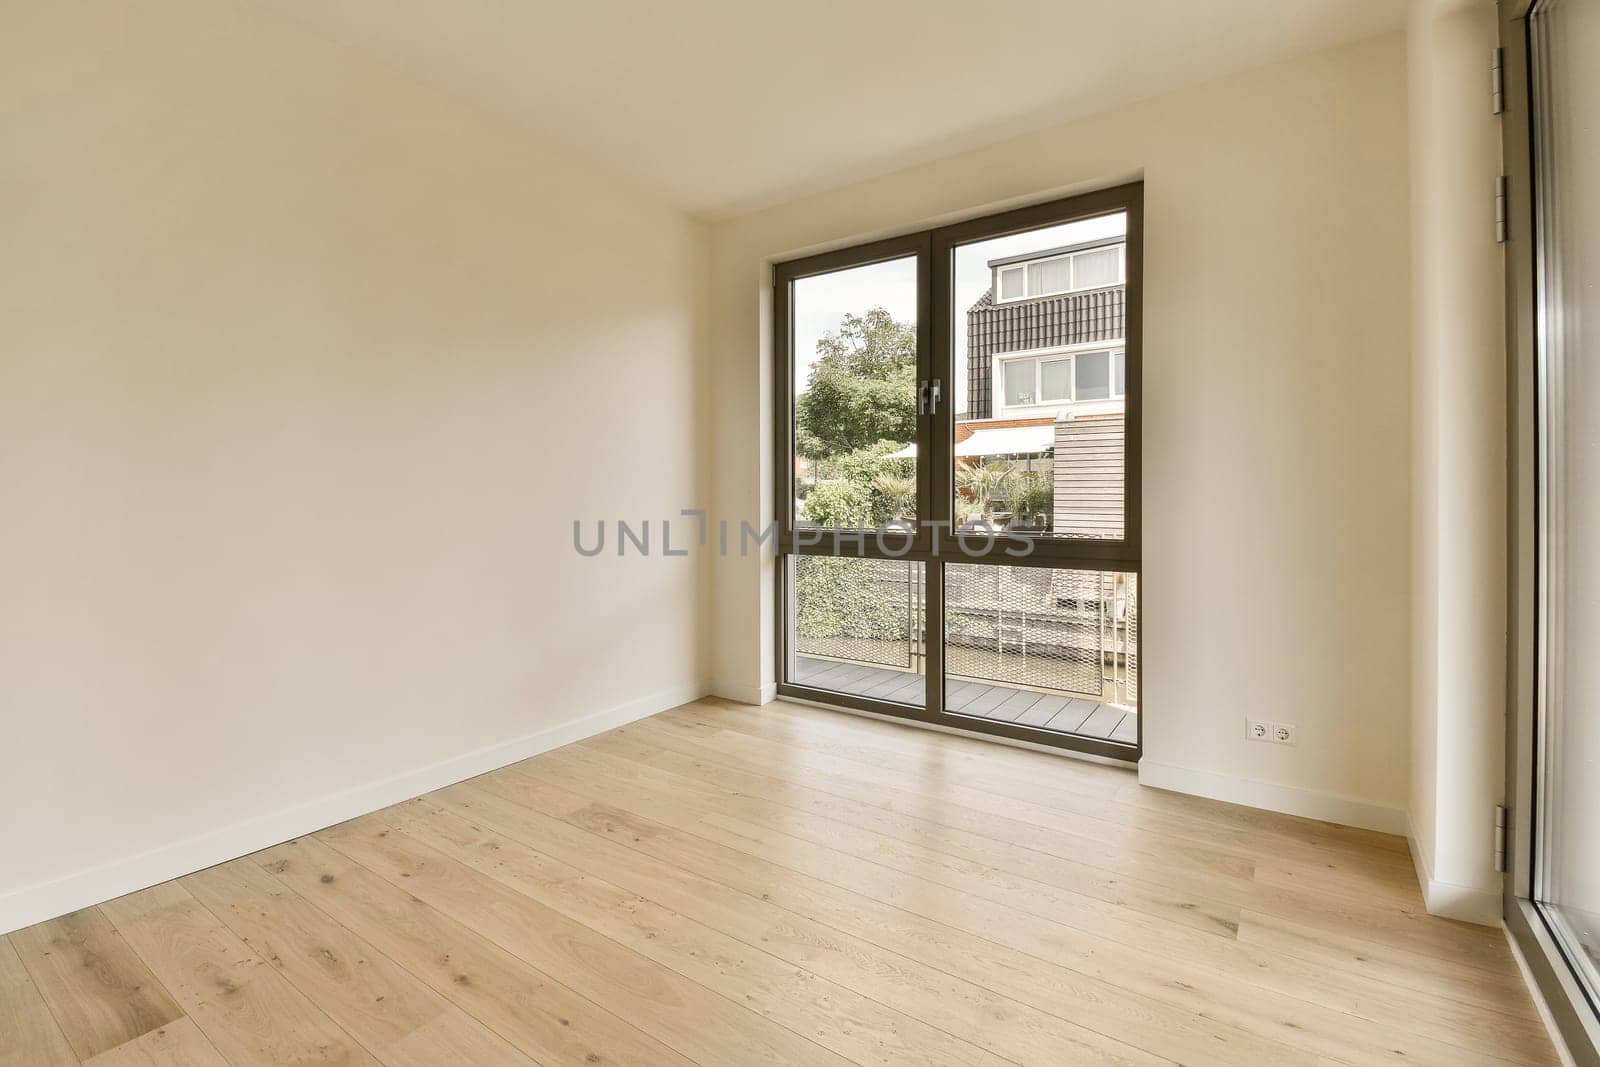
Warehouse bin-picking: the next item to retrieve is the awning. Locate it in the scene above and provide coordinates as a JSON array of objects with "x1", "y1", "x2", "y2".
[
  {"x1": 954, "y1": 424, "x2": 1054, "y2": 458},
  {"x1": 885, "y1": 442, "x2": 917, "y2": 459}
]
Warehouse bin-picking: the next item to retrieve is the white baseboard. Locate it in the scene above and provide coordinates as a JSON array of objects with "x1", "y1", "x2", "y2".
[
  {"x1": 710, "y1": 679, "x2": 776, "y2": 705},
  {"x1": 0, "y1": 681, "x2": 707, "y2": 936},
  {"x1": 1406, "y1": 816, "x2": 1503, "y2": 927},
  {"x1": 1137, "y1": 760, "x2": 1410, "y2": 836}
]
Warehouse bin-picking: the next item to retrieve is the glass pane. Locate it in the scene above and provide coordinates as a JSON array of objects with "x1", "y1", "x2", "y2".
[
  {"x1": 792, "y1": 257, "x2": 918, "y2": 528},
  {"x1": 1533, "y1": 0, "x2": 1600, "y2": 1002},
  {"x1": 1072, "y1": 246, "x2": 1122, "y2": 289},
  {"x1": 944, "y1": 564, "x2": 1137, "y2": 743},
  {"x1": 1114, "y1": 350, "x2": 1126, "y2": 396},
  {"x1": 788, "y1": 556, "x2": 924, "y2": 707},
  {"x1": 1074, "y1": 351, "x2": 1112, "y2": 401},
  {"x1": 1040, "y1": 359, "x2": 1072, "y2": 402},
  {"x1": 953, "y1": 213, "x2": 1128, "y2": 540},
  {"x1": 1026, "y1": 256, "x2": 1072, "y2": 297},
  {"x1": 1003, "y1": 359, "x2": 1035, "y2": 406},
  {"x1": 998, "y1": 266, "x2": 1024, "y2": 301}
]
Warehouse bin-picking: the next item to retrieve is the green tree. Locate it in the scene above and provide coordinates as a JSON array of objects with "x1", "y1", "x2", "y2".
[{"x1": 795, "y1": 308, "x2": 916, "y2": 461}]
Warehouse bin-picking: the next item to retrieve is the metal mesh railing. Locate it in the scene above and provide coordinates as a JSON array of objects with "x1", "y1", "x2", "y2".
[
  {"x1": 945, "y1": 565, "x2": 1137, "y2": 707},
  {"x1": 791, "y1": 557, "x2": 1136, "y2": 708}
]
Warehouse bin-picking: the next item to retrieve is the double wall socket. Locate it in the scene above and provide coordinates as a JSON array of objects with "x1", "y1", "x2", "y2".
[{"x1": 1247, "y1": 719, "x2": 1297, "y2": 745}]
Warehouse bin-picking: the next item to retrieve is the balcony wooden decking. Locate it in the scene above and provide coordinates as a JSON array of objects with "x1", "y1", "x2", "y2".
[{"x1": 794, "y1": 654, "x2": 1137, "y2": 745}]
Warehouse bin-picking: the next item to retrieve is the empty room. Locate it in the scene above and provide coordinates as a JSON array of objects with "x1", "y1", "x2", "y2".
[{"x1": 3, "y1": 0, "x2": 1598, "y2": 1063}]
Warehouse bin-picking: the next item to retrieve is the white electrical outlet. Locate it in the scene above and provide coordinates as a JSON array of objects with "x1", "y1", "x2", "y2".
[
  {"x1": 1273, "y1": 722, "x2": 1297, "y2": 745},
  {"x1": 1247, "y1": 719, "x2": 1271, "y2": 742}
]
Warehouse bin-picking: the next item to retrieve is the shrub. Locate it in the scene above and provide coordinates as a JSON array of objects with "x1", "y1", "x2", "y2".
[
  {"x1": 794, "y1": 557, "x2": 908, "y2": 642},
  {"x1": 1010, "y1": 468, "x2": 1054, "y2": 528},
  {"x1": 801, "y1": 480, "x2": 872, "y2": 527}
]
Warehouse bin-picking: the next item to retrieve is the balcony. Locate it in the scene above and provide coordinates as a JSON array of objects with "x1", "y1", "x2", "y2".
[{"x1": 789, "y1": 557, "x2": 1137, "y2": 745}]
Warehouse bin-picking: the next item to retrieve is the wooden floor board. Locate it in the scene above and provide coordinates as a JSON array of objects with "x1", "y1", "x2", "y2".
[
  {"x1": 0, "y1": 935, "x2": 79, "y2": 1067},
  {"x1": 459, "y1": 763, "x2": 1542, "y2": 1067},
  {"x1": 310, "y1": 823, "x2": 855, "y2": 1067},
  {"x1": 689, "y1": 698, "x2": 1418, "y2": 876},
  {"x1": 331, "y1": 810, "x2": 994, "y2": 1067},
  {"x1": 644, "y1": 716, "x2": 1444, "y2": 955},
  {"x1": 567, "y1": 723, "x2": 1553, "y2": 1064},
  {"x1": 534, "y1": 737, "x2": 1247, "y2": 940},
  {"x1": 182, "y1": 859, "x2": 534, "y2": 1066},
  {"x1": 81, "y1": 1017, "x2": 227, "y2": 1067},
  {"x1": 3, "y1": 697, "x2": 1556, "y2": 1065},
  {"x1": 8, "y1": 908, "x2": 184, "y2": 1062},
  {"x1": 673, "y1": 702, "x2": 1510, "y2": 972},
  {"x1": 399, "y1": 791, "x2": 1171, "y2": 1066},
  {"x1": 257, "y1": 835, "x2": 688, "y2": 1066},
  {"x1": 99, "y1": 883, "x2": 381, "y2": 1066}
]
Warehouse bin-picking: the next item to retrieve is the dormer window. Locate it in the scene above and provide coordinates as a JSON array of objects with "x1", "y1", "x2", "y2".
[{"x1": 993, "y1": 242, "x2": 1124, "y2": 303}]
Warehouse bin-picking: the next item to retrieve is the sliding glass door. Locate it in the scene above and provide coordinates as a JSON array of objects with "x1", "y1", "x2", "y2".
[
  {"x1": 1505, "y1": 0, "x2": 1600, "y2": 1058},
  {"x1": 1532, "y1": 0, "x2": 1600, "y2": 1016},
  {"x1": 774, "y1": 185, "x2": 1143, "y2": 760}
]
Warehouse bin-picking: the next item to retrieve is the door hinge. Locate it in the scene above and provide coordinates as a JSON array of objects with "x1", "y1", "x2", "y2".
[
  {"x1": 1491, "y1": 47, "x2": 1504, "y2": 115},
  {"x1": 1494, "y1": 804, "x2": 1509, "y2": 873},
  {"x1": 918, "y1": 378, "x2": 943, "y2": 416},
  {"x1": 1495, "y1": 175, "x2": 1509, "y2": 244}
]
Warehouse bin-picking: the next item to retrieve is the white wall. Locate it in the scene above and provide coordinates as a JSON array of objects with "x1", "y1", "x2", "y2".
[
  {"x1": 0, "y1": 0, "x2": 709, "y2": 932},
  {"x1": 1406, "y1": 0, "x2": 1506, "y2": 925},
  {"x1": 708, "y1": 33, "x2": 1414, "y2": 830}
]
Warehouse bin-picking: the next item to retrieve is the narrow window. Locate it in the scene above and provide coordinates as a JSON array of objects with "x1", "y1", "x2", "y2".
[
  {"x1": 1026, "y1": 257, "x2": 1072, "y2": 297},
  {"x1": 1074, "y1": 350, "x2": 1112, "y2": 401},
  {"x1": 997, "y1": 265, "x2": 1024, "y2": 301},
  {"x1": 1072, "y1": 246, "x2": 1122, "y2": 289},
  {"x1": 1040, "y1": 358, "x2": 1073, "y2": 401},
  {"x1": 1003, "y1": 358, "x2": 1035, "y2": 406}
]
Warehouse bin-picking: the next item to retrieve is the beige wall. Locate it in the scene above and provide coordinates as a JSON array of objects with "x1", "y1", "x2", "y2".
[
  {"x1": 0, "y1": 0, "x2": 709, "y2": 929},
  {"x1": 1406, "y1": 0, "x2": 1505, "y2": 924},
  {"x1": 708, "y1": 32, "x2": 1415, "y2": 827}
]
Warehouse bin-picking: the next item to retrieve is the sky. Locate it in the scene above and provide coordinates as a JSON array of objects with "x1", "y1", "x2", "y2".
[{"x1": 792, "y1": 212, "x2": 1127, "y2": 418}]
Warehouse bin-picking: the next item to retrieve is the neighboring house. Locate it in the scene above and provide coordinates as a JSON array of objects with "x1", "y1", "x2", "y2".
[{"x1": 960, "y1": 236, "x2": 1127, "y2": 539}]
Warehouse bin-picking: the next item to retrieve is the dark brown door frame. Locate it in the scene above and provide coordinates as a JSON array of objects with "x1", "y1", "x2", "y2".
[{"x1": 772, "y1": 182, "x2": 1144, "y2": 762}]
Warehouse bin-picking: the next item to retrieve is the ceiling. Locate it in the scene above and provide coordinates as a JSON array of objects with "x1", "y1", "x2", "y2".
[{"x1": 254, "y1": 0, "x2": 1407, "y2": 219}]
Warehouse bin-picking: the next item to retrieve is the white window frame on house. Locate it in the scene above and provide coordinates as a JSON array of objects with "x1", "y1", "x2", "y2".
[
  {"x1": 993, "y1": 243, "x2": 1125, "y2": 304},
  {"x1": 994, "y1": 341, "x2": 1126, "y2": 413}
]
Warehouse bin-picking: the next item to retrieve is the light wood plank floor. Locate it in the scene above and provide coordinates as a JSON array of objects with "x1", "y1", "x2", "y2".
[{"x1": 1, "y1": 698, "x2": 1557, "y2": 1066}]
